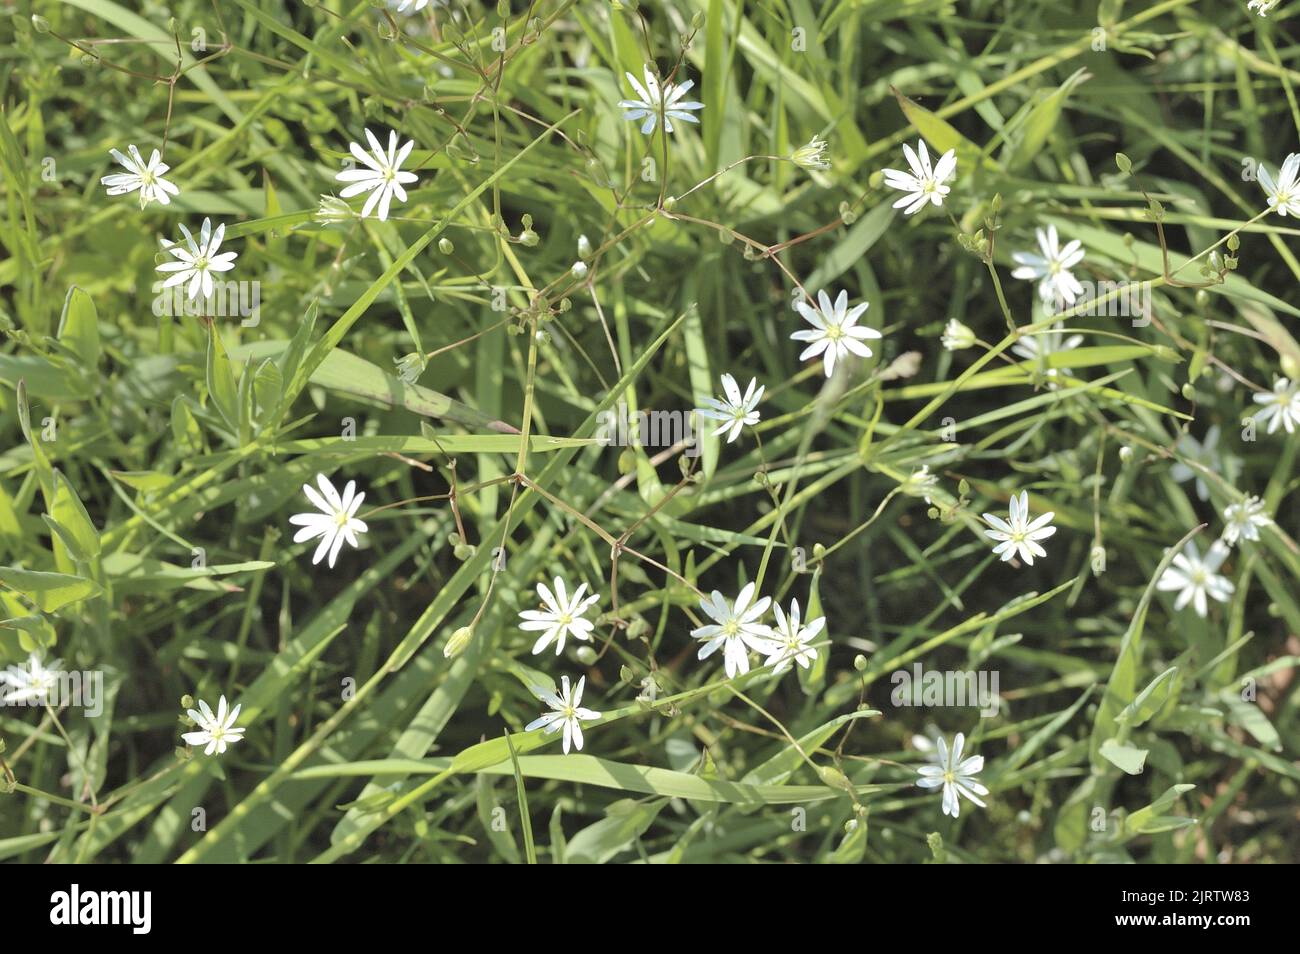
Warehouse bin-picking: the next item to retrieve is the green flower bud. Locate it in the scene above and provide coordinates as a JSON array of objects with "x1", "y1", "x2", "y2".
[{"x1": 444, "y1": 626, "x2": 474, "y2": 658}]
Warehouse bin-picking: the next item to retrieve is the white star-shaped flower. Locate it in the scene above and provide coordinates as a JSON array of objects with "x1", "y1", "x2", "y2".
[
  {"x1": 691, "y1": 582, "x2": 778, "y2": 678},
  {"x1": 1248, "y1": 0, "x2": 1281, "y2": 16},
  {"x1": 1258, "y1": 153, "x2": 1300, "y2": 216},
  {"x1": 336, "y1": 128, "x2": 419, "y2": 221},
  {"x1": 1011, "y1": 226, "x2": 1086, "y2": 307},
  {"x1": 982, "y1": 490, "x2": 1056, "y2": 565},
  {"x1": 763, "y1": 598, "x2": 825, "y2": 675},
  {"x1": 617, "y1": 65, "x2": 704, "y2": 135},
  {"x1": 519, "y1": 576, "x2": 600, "y2": 655},
  {"x1": 790, "y1": 289, "x2": 882, "y2": 379},
  {"x1": 288, "y1": 473, "x2": 369, "y2": 569},
  {"x1": 1, "y1": 652, "x2": 63, "y2": 705},
  {"x1": 1252, "y1": 377, "x2": 1300, "y2": 434},
  {"x1": 882, "y1": 139, "x2": 956, "y2": 215},
  {"x1": 1222, "y1": 495, "x2": 1271, "y2": 547},
  {"x1": 695, "y1": 374, "x2": 763, "y2": 443},
  {"x1": 1156, "y1": 540, "x2": 1234, "y2": 617},
  {"x1": 393, "y1": 0, "x2": 435, "y2": 11},
  {"x1": 525, "y1": 675, "x2": 600, "y2": 754},
  {"x1": 1171, "y1": 425, "x2": 1239, "y2": 501},
  {"x1": 916, "y1": 732, "x2": 988, "y2": 818},
  {"x1": 101, "y1": 144, "x2": 180, "y2": 208},
  {"x1": 1011, "y1": 321, "x2": 1084, "y2": 378},
  {"x1": 182, "y1": 695, "x2": 246, "y2": 756},
  {"x1": 156, "y1": 218, "x2": 238, "y2": 301}
]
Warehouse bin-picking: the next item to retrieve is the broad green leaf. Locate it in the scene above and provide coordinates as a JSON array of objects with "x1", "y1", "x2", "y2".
[{"x1": 0, "y1": 566, "x2": 102, "y2": 613}]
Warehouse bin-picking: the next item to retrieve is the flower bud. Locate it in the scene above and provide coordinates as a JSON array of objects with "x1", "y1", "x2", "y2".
[{"x1": 444, "y1": 626, "x2": 474, "y2": 658}]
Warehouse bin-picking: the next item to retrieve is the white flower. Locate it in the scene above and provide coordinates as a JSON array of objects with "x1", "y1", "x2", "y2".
[
  {"x1": 1252, "y1": 377, "x2": 1300, "y2": 434},
  {"x1": 101, "y1": 144, "x2": 180, "y2": 208},
  {"x1": 1011, "y1": 321, "x2": 1084, "y2": 378},
  {"x1": 1171, "y1": 425, "x2": 1239, "y2": 501},
  {"x1": 982, "y1": 490, "x2": 1057, "y2": 565},
  {"x1": 1011, "y1": 226, "x2": 1086, "y2": 306},
  {"x1": 156, "y1": 218, "x2": 238, "y2": 301},
  {"x1": 763, "y1": 599, "x2": 825, "y2": 675},
  {"x1": 393, "y1": 0, "x2": 434, "y2": 11},
  {"x1": 916, "y1": 732, "x2": 988, "y2": 818},
  {"x1": 182, "y1": 695, "x2": 246, "y2": 756},
  {"x1": 288, "y1": 473, "x2": 369, "y2": 569},
  {"x1": 1, "y1": 653, "x2": 63, "y2": 705},
  {"x1": 791, "y1": 289, "x2": 882, "y2": 379},
  {"x1": 1248, "y1": 0, "x2": 1282, "y2": 15},
  {"x1": 1222, "y1": 495, "x2": 1272, "y2": 546},
  {"x1": 792, "y1": 136, "x2": 830, "y2": 171},
  {"x1": 518, "y1": 576, "x2": 600, "y2": 655},
  {"x1": 695, "y1": 374, "x2": 763, "y2": 443},
  {"x1": 617, "y1": 65, "x2": 704, "y2": 135},
  {"x1": 335, "y1": 128, "x2": 419, "y2": 221},
  {"x1": 691, "y1": 582, "x2": 778, "y2": 679},
  {"x1": 1258, "y1": 153, "x2": 1300, "y2": 216},
  {"x1": 525, "y1": 675, "x2": 600, "y2": 754},
  {"x1": 1156, "y1": 540, "x2": 1234, "y2": 617},
  {"x1": 941, "y1": 319, "x2": 975, "y2": 351},
  {"x1": 882, "y1": 139, "x2": 956, "y2": 215}
]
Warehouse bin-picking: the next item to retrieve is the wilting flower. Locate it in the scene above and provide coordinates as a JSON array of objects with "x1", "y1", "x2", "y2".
[
  {"x1": 791, "y1": 289, "x2": 882, "y2": 379},
  {"x1": 905, "y1": 465, "x2": 940, "y2": 504},
  {"x1": 182, "y1": 695, "x2": 245, "y2": 756},
  {"x1": 1012, "y1": 226, "x2": 1085, "y2": 307},
  {"x1": 156, "y1": 218, "x2": 238, "y2": 301},
  {"x1": 1252, "y1": 377, "x2": 1300, "y2": 434},
  {"x1": 288, "y1": 473, "x2": 369, "y2": 569},
  {"x1": 315, "y1": 194, "x2": 355, "y2": 225},
  {"x1": 941, "y1": 319, "x2": 976, "y2": 351},
  {"x1": 882, "y1": 139, "x2": 956, "y2": 215},
  {"x1": 618, "y1": 65, "x2": 704, "y2": 135},
  {"x1": 1157, "y1": 540, "x2": 1234, "y2": 617},
  {"x1": 792, "y1": 136, "x2": 831, "y2": 171},
  {"x1": 525, "y1": 675, "x2": 600, "y2": 754},
  {"x1": 101, "y1": 144, "x2": 179, "y2": 208},
  {"x1": 763, "y1": 599, "x2": 825, "y2": 675},
  {"x1": 1222, "y1": 495, "x2": 1271, "y2": 546},
  {"x1": 696, "y1": 374, "x2": 763, "y2": 443},
  {"x1": 691, "y1": 582, "x2": 777, "y2": 679},
  {"x1": 518, "y1": 577, "x2": 600, "y2": 655},
  {"x1": 1, "y1": 653, "x2": 63, "y2": 705},
  {"x1": 916, "y1": 732, "x2": 988, "y2": 818},
  {"x1": 336, "y1": 128, "x2": 419, "y2": 221},
  {"x1": 1259, "y1": 153, "x2": 1300, "y2": 217},
  {"x1": 982, "y1": 491, "x2": 1057, "y2": 565}
]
